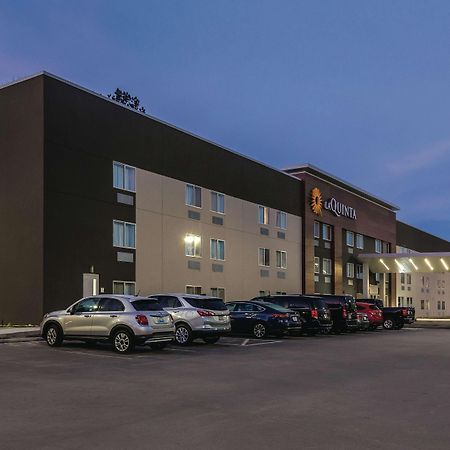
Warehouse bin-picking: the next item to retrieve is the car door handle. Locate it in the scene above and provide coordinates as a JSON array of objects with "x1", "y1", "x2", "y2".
[
  {"x1": 84, "y1": 315, "x2": 91, "y2": 318},
  {"x1": 110, "y1": 315, "x2": 118, "y2": 318}
]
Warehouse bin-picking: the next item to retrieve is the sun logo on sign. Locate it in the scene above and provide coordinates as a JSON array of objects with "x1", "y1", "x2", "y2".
[{"x1": 310, "y1": 187, "x2": 323, "y2": 215}]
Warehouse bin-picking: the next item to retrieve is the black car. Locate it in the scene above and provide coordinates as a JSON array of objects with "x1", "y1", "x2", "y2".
[
  {"x1": 309, "y1": 294, "x2": 359, "y2": 333},
  {"x1": 253, "y1": 295, "x2": 333, "y2": 335},
  {"x1": 360, "y1": 298, "x2": 416, "y2": 329},
  {"x1": 226, "y1": 301, "x2": 302, "y2": 338}
]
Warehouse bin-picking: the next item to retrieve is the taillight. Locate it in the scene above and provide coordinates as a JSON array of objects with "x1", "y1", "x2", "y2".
[
  {"x1": 272, "y1": 313, "x2": 289, "y2": 319},
  {"x1": 342, "y1": 306, "x2": 348, "y2": 319},
  {"x1": 197, "y1": 310, "x2": 215, "y2": 317},
  {"x1": 402, "y1": 308, "x2": 408, "y2": 317},
  {"x1": 135, "y1": 314, "x2": 149, "y2": 326},
  {"x1": 311, "y1": 309, "x2": 319, "y2": 319}
]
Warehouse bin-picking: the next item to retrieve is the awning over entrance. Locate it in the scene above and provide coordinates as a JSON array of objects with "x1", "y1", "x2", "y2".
[{"x1": 359, "y1": 252, "x2": 450, "y2": 273}]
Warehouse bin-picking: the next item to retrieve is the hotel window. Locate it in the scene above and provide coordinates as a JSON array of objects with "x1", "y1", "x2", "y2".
[
  {"x1": 314, "y1": 257, "x2": 320, "y2": 274},
  {"x1": 186, "y1": 285, "x2": 202, "y2": 295},
  {"x1": 356, "y1": 264, "x2": 363, "y2": 279},
  {"x1": 347, "y1": 263, "x2": 355, "y2": 278},
  {"x1": 211, "y1": 287, "x2": 225, "y2": 300},
  {"x1": 443, "y1": 301, "x2": 446, "y2": 310},
  {"x1": 186, "y1": 184, "x2": 202, "y2": 208},
  {"x1": 314, "y1": 221, "x2": 320, "y2": 238},
  {"x1": 346, "y1": 231, "x2": 354, "y2": 247},
  {"x1": 276, "y1": 251, "x2": 287, "y2": 269},
  {"x1": 113, "y1": 162, "x2": 136, "y2": 192},
  {"x1": 258, "y1": 248, "x2": 270, "y2": 267},
  {"x1": 210, "y1": 239, "x2": 225, "y2": 261},
  {"x1": 185, "y1": 234, "x2": 202, "y2": 257},
  {"x1": 356, "y1": 234, "x2": 364, "y2": 249},
  {"x1": 211, "y1": 191, "x2": 225, "y2": 214},
  {"x1": 113, "y1": 220, "x2": 136, "y2": 249},
  {"x1": 276, "y1": 211, "x2": 287, "y2": 229},
  {"x1": 438, "y1": 301, "x2": 441, "y2": 310},
  {"x1": 375, "y1": 273, "x2": 380, "y2": 282},
  {"x1": 406, "y1": 274, "x2": 412, "y2": 284},
  {"x1": 420, "y1": 300, "x2": 425, "y2": 310},
  {"x1": 375, "y1": 239, "x2": 382, "y2": 253},
  {"x1": 258, "y1": 206, "x2": 269, "y2": 225},
  {"x1": 400, "y1": 273, "x2": 405, "y2": 284},
  {"x1": 113, "y1": 281, "x2": 136, "y2": 295},
  {"x1": 383, "y1": 242, "x2": 390, "y2": 253},
  {"x1": 322, "y1": 224, "x2": 332, "y2": 241},
  {"x1": 322, "y1": 258, "x2": 332, "y2": 275}
]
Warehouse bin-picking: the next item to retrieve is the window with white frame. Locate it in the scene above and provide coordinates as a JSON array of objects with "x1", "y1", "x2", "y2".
[
  {"x1": 211, "y1": 287, "x2": 225, "y2": 299},
  {"x1": 346, "y1": 231, "x2": 354, "y2": 247},
  {"x1": 258, "y1": 206, "x2": 269, "y2": 225},
  {"x1": 258, "y1": 248, "x2": 270, "y2": 266},
  {"x1": 322, "y1": 258, "x2": 332, "y2": 275},
  {"x1": 276, "y1": 250, "x2": 287, "y2": 269},
  {"x1": 314, "y1": 257, "x2": 320, "y2": 274},
  {"x1": 113, "y1": 162, "x2": 136, "y2": 192},
  {"x1": 314, "y1": 221, "x2": 320, "y2": 238},
  {"x1": 276, "y1": 211, "x2": 287, "y2": 229},
  {"x1": 211, "y1": 191, "x2": 225, "y2": 214},
  {"x1": 347, "y1": 262, "x2": 355, "y2": 278},
  {"x1": 356, "y1": 234, "x2": 364, "y2": 249},
  {"x1": 113, "y1": 280, "x2": 136, "y2": 295},
  {"x1": 210, "y1": 239, "x2": 225, "y2": 260},
  {"x1": 375, "y1": 272, "x2": 380, "y2": 282},
  {"x1": 375, "y1": 239, "x2": 382, "y2": 253},
  {"x1": 185, "y1": 234, "x2": 202, "y2": 257},
  {"x1": 322, "y1": 224, "x2": 332, "y2": 241},
  {"x1": 186, "y1": 285, "x2": 202, "y2": 295},
  {"x1": 186, "y1": 184, "x2": 202, "y2": 208},
  {"x1": 356, "y1": 264, "x2": 363, "y2": 279},
  {"x1": 113, "y1": 220, "x2": 136, "y2": 249}
]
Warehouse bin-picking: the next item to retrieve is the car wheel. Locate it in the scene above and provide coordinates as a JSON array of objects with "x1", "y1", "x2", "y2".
[
  {"x1": 383, "y1": 319, "x2": 395, "y2": 330},
  {"x1": 150, "y1": 342, "x2": 169, "y2": 350},
  {"x1": 112, "y1": 329, "x2": 135, "y2": 353},
  {"x1": 203, "y1": 336, "x2": 220, "y2": 344},
  {"x1": 175, "y1": 324, "x2": 193, "y2": 345},
  {"x1": 45, "y1": 324, "x2": 63, "y2": 347},
  {"x1": 252, "y1": 322, "x2": 268, "y2": 339}
]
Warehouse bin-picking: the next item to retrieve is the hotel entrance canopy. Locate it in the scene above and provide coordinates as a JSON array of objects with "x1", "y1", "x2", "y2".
[{"x1": 359, "y1": 252, "x2": 450, "y2": 273}]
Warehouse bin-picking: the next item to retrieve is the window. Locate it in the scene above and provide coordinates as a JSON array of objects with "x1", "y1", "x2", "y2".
[
  {"x1": 400, "y1": 273, "x2": 405, "y2": 284},
  {"x1": 98, "y1": 298, "x2": 125, "y2": 312},
  {"x1": 314, "y1": 257, "x2": 320, "y2": 274},
  {"x1": 383, "y1": 242, "x2": 390, "y2": 253},
  {"x1": 356, "y1": 234, "x2": 364, "y2": 249},
  {"x1": 211, "y1": 287, "x2": 225, "y2": 300},
  {"x1": 346, "y1": 231, "x2": 354, "y2": 247},
  {"x1": 113, "y1": 162, "x2": 136, "y2": 192},
  {"x1": 313, "y1": 221, "x2": 320, "y2": 238},
  {"x1": 356, "y1": 264, "x2": 363, "y2": 279},
  {"x1": 420, "y1": 300, "x2": 425, "y2": 310},
  {"x1": 113, "y1": 220, "x2": 136, "y2": 249},
  {"x1": 131, "y1": 299, "x2": 164, "y2": 311},
  {"x1": 375, "y1": 272, "x2": 380, "y2": 282},
  {"x1": 347, "y1": 263, "x2": 355, "y2": 278},
  {"x1": 438, "y1": 301, "x2": 441, "y2": 310},
  {"x1": 443, "y1": 301, "x2": 446, "y2": 310},
  {"x1": 258, "y1": 206, "x2": 269, "y2": 225},
  {"x1": 154, "y1": 296, "x2": 182, "y2": 308},
  {"x1": 375, "y1": 239, "x2": 382, "y2": 253},
  {"x1": 211, "y1": 191, "x2": 225, "y2": 214},
  {"x1": 258, "y1": 248, "x2": 270, "y2": 266},
  {"x1": 210, "y1": 239, "x2": 225, "y2": 260},
  {"x1": 322, "y1": 224, "x2": 332, "y2": 241},
  {"x1": 276, "y1": 251, "x2": 287, "y2": 269},
  {"x1": 276, "y1": 211, "x2": 287, "y2": 229},
  {"x1": 185, "y1": 234, "x2": 202, "y2": 257},
  {"x1": 323, "y1": 258, "x2": 332, "y2": 275},
  {"x1": 186, "y1": 184, "x2": 202, "y2": 208},
  {"x1": 72, "y1": 298, "x2": 99, "y2": 314},
  {"x1": 186, "y1": 285, "x2": 202, "y2": 295},
  {"x1": 398, "y1": 296, "x2": 404, "y2": 307},
  {"x1": 406, "y1": 274, "x2": 412, "y2": 284},
  {"x1": 113, "y1": 281, "x2": 136, "y2": 295},
  {"x1": 184, "y1": 296, "x2": 227, "y2": 310}
]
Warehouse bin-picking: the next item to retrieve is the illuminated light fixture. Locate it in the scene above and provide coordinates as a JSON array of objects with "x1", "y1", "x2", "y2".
[
  {"x1": 441, "y1": 258, "x2": 449, "y2": 271},
  {"x1": 409, "y1": 258, "x2": 419, "y2": 271},
  {"x1": 424, "y1": 258, "x2": 434, "y2": 271},
  {"x1": 379, "y1": 259, "x2": 390, "y2": 271},
  {"x1": 394, "y1": 259, "x2": 405, "y2": 272},
  {"x1": 184, "y1": 235, "x2": 195, "y2": 244}
]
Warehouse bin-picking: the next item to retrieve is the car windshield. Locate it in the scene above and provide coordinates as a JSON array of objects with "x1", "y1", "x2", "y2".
[
  {"x1": 369, "y1": 305, "x2": 380, "y2": 310},
  {"x1": 183, "y1": 297, "x2": 228, "y2": 311},
  {"x1": 310, "y1": 298, "x2": 327, "y2": 309},
  {"x1": 131, "y1": 299, "x2": 164, "y2": 311},
  {"x1": 262, "y1": 302, "x2": 292, "y2": 312}
]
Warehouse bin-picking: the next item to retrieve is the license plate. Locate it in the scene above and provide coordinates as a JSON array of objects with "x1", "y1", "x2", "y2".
[
  {"x1": 217, "y1": 316, "x2": 225, "y2": 321},
  {"x1": 292, "y1": 316, "x2": 298, "y2": 322},
  {"x1": 156, "y1": 317, "x2": 166, "y2": 324}
]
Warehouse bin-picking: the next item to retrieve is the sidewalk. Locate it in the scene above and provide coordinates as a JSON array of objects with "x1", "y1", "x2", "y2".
[
  {"x1": 409, "y1": 318, "x2": 450, "y2": 329},
  {"x1": 0, "y1": 326, "x2": 41, "y2": 341}
]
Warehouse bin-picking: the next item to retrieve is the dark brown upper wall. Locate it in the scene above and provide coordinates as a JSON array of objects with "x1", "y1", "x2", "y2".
[
  {"x1": 0, "y1": 76, "x2": 44, "y2": 324},
  {"x1": 43, "y1": 74, "x2": 302, "y2": 216},
  {"x1": 397, "y1": 221, "x2": 450, "y2": 252}
]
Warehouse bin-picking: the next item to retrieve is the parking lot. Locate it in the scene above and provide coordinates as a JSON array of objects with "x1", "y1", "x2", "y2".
[{"x1": 1, "y1": 328, "x2": 450, "y2": 450}]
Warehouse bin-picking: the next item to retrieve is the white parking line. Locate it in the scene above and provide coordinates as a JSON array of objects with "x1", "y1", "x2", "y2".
[{"x1": 241, "y1": 339, "x2": 249, "y2": 346}]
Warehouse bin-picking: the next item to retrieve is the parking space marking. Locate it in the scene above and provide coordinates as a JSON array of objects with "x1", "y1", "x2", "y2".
[{"x1": 241, "y1": 339, "x2": 249, "y2": 346}]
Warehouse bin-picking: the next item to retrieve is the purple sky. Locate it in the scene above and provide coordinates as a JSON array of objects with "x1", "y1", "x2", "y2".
[{"x1": 1, "y1": 0, "x2": 449, "y2": 240}]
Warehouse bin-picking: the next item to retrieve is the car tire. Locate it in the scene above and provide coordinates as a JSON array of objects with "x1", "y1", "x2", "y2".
[
  {"x1": 112, "y1": 329, "x2": 135, "y2": 353},
  {"x1": 383, "y1": 319, "x2": 395, "y2": 330},
  {"x1": 175, "y1": 324, "x2": 193, "y2": 346},
  {"x1": 45, "y1": 323, "x2": 63, "y2": 347},
  {"x1": 150, "y1": 342, "x2": 169, "y2": 350},
  {"x1": 203, "y1": 336, "x2": 220, "y2": 344},
  {"x1": 252, "y1": 322, "x2": 268, "y2": 339}
]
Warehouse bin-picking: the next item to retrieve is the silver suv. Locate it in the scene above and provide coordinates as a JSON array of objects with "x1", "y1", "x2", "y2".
[
  {"x1": 40, "y1": 295, "x2": 175, "y2": 353},
  {"x1": 148, "y1": 294, "x2": 231, "y2": 345}
]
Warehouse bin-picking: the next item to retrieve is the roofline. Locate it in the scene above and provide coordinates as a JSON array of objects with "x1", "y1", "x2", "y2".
[
  {"x1": 283, "y1": 163, "x2": 400, "y2": 211},
  {"x1": 397, "y1": 220, "x2": 450, "y2": 245},
  {"x1": 1, "y1": 71, "x2": 300, "y2": 184}
]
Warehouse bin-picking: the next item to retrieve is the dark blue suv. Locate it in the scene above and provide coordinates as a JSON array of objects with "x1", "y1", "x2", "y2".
[{"x1": 226, "y1": 301, "x2": 302, "y2": 338}]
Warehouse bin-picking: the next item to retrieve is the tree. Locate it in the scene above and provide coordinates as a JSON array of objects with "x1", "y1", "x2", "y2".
[{"x1": 107, "y1": 88, "x2": 146, "y2": 113}]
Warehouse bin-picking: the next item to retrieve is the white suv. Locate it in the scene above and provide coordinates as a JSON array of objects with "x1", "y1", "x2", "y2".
[{"x1": 148, "y1": 294, "x2": 231, "y2": 345}]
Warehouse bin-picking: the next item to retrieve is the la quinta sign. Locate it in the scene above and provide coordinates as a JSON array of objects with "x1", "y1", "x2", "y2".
[{"x1": 310, "y1": 188, "x2": 357, "y2": 220}]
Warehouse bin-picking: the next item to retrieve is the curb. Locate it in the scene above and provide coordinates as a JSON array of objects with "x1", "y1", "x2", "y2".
[
  {"x1": 0, "y1": 330, "x2": 41, "y2": 340},
  {"x1": 0, "y1": 337, "x2": 43, "y2": 344},
  {"x1": 407, "y1": 323, "x2": 450, "y2": 329}
]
